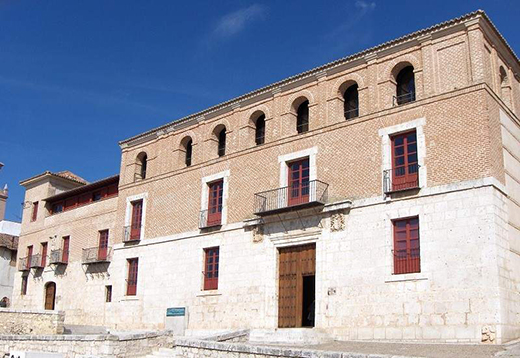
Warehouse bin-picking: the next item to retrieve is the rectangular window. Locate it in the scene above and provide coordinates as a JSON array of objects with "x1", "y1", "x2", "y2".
[
  {"x1": 126, "y1": 258, "x2": 139, "y2": 296},
  {"x1": 203, "y1": 247, "x2": 219, "y2": 290},
  {"x1": 98, "y1": 230, "x2": 109, "y2": 261},
  {"x1": 26, "y1": 245, "x2": 33, "y2": 269},
  {"x1": 62, "y1": 236, "x2": 70, "y2": 263},
  {"x1": 130, "y1": 200, "x2": 143, "y2": 241},
  {"x1": 288, "y1": 158, "x2": 310, "y2": 206},
  {"x1": 207, "y1": 180, "x2": 223, "y2": 227},
  {"x1": 31, "y1": 202, "x2": 38, "y2": 222},
  {"x1": 41, "y1": 242, "x2": 48, "y2": 267},
  {"x1": 52, "y1": 202, "x2": 64, "y2": 214},
  {"x1": 390, "y1": 131, "x2": 419, "y2": 192},
  {"x1": 105, "y1": 285, "x2": 112, "y2": 303},
  {"x1": 393, "y1": 217, "x2": 420, "y2": 274},
  {"x1": 21, "y1": 275, "x2": 28, "y2": 295}
]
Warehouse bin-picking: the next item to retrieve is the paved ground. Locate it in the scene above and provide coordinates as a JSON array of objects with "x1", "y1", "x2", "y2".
[{"x1": 258, "y1": 340, "x2": 520, "y2": 358}]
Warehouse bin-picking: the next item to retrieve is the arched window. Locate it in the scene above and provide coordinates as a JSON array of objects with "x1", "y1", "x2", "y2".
[
  {"x1": 343, "y1": 84, "x2": 359, "y2": 120},
  {"x1": 217, "y1": 127, "x2": 226, "y2": 157},
  {"x1": 185, "y1": 139, "x2": 193, "y2": 167},
  {"x1": 255, "y1": 114, "x2": 266, "y2": 145},
  {"x1": 395, "y1": 66, "x2": 415, "y2": 105},
  {"x1": 136, "y1": 152, "x2": 147, "y2": 180},
  {"x1": 296, "y1": 101, "x2": 309, "y2": 134}
]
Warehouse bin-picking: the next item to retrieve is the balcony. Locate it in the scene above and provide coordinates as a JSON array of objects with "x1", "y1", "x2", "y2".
[
  {"x1": 393, "y1": 249, "x2": 421, "y2": 275},
  {"x1": 383, "y1": 164, "x2": 420, "y2": 194},
  {"x1": 18, "y1": 255, "x2": 43, "y2": 271},
  {"x1": 123, "y1": 225, "x2": 141, "y2": 243},
  {"x1": 199, "y1": 206, "x2": 223, "y2": 229},
  {"x1": 0, "y1": 234, "x2": 18, "y2": 251},
  {"x1": 82, "y1": 246, "x2": 112, "y2": 264},
  {"x1": 393, "y1": 91, "x2": 416, "y2": 106},
  {"x1": 254, "y1": 180, "x2": 329, "y2": 215},
  {"x1": 49, "y1": 249, "x2": 68, "y2": 265},
  {"x1": 18, "y1": 257, "x2": 30, "y2": 271},
  {"x1": 29, "y1": 254, "x2": 44, "y2": 268}
]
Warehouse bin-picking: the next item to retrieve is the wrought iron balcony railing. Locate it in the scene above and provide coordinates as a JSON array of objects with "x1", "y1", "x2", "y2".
[
  {"x1": 18, "y1": 256, "x2": 30, "y2": 271},
  {"x1": 123, "y1": 225, "x2": 141, "y2": 243},
  {"x1": 393, "y1": 249, "x2": 421, "y2": 275},
  {"x1": 199, "y1": 206, "x2": 223, "y2": 229},
  {"x1": 383, "y1": 164, "x2": 420, "y2": 194},
  {"x1": 29, "y1": 254, "x2": 44, "y2": 268},
  {"x1": 254, "y1": 180, "x2": 329, "y2": 215},
  {"x1": 0, "y1": 234, "x2": 18, "y2": 251},
  {"x1": 344, "y1": 107, "x2": 359, "y2": 120},
  {"x1": 82, "y1": 246, "x2": 112, "y2": 264},
  {"x1": 393, "y1": 91, "x2": 416, "y2": 106},
  {"x1": 49, "y1": 249, "x2": 68, "y2": 265}
]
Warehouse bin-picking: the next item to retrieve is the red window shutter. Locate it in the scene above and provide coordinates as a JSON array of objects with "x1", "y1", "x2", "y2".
[
  {"x1": 390, "y1": 131, "x2": 418, "y2": 191},
  {"x1": 31, "y1": 202, "x2": 38, "y2": 222},
  {"x1": 287, "y1": 158, "x2": 310, "y2": 206},
  {"x1": 62, "y1": 237, "x2": 70, "y2": 263},
  {"x1": 98, "y1": 230, "x2": 109, "y2": 261},
  {"x1": 204, "y1": 247, "x2": 219, "y2": 290},
  {"x1": 41, "y1": 243, "x2": 48, "y2": 267},
  {"x1": 127, "y1": 258, "x2": 139, "y2": 296},
  {"x1": 26, "y1": 246, "x2": 33, "y2": 269},
  {"x1": 393, "y1": 217, "x2": 420, "y2": 274},
  {"x1": 207, "y1": 181, "x2": 223, "y2": 226},
  {"x1": 130, "y1": 200, "x2": 143, "y2": 240}
]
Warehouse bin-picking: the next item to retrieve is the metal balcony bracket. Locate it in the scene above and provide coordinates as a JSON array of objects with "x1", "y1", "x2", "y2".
[
  {"x1": 276, "y1": 213, "x2": 289, "y2": 234},
  {"x1": 295, "y1": 210, "x2": 306, "y2": 231}
]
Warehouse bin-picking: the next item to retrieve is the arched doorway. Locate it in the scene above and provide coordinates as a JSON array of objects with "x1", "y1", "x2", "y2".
[{"x1": 44, "y1": 282, "x2": 56, "y2": 310}]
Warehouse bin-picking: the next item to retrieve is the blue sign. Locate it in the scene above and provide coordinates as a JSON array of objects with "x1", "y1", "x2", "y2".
[{"x1": 166, "y1": 307, "x2": 186, "y2": 317}]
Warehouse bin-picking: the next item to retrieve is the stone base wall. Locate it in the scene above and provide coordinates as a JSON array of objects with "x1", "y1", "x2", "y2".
[
  {"x1": 0, "y1": 309, "x2": 64, "y2": 335},
  {"x1": 0, "y1": 331, "x2": 173, "y2": 358},
  {"x1": 174, "y1": 338, "x2": 385, "y2": 358}
]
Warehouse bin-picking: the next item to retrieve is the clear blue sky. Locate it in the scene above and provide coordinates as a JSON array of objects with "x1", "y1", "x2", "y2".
[{"x1": 0, "y1": 1, "x2": 518, "y2": 222}]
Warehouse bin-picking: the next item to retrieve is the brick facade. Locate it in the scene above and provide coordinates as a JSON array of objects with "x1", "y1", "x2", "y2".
[{"x1": 12, "y1": 10, "x2": 520, "y2": 343}]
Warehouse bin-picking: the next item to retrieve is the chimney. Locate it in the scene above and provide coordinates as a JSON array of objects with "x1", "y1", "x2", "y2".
[{"x1": 0, "y1": 184, "x2": 7, "y2": 221}]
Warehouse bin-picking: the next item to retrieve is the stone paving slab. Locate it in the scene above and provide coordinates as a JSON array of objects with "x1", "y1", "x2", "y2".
[{"x1": 253, "y1": 341, "x2": 510, "y2": 358}]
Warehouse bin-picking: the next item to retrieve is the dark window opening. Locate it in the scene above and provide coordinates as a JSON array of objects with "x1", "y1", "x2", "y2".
[
  {"x1": 185, "y1": 139, "x2": 193, "y2": 167},
  {"x1": 62, "y1": 236, "x2": 70, "y2": 263},
  {"x1": 343, "y1": 84, "x2": 359, "y2": 120},
  {"x1": 92, "y1": 191, "x2": 102, "y2": 202},
  {"x1": 140, "y1": 154, "x2": 147, "y2": 179},
  {"x1": 395, "y1": 66, "x2": 415, "y2": 105},
  {"x1": 41, "y1": 242, "x2": 48, "y2": 267},
  {"x1": 31, "y1": 201, "x2": 38, "y2": 222},
  {"x1": 105, "y1": 285, "x2": 112, "y2": 303},
  {"x1": 296, "y1": 101, "x2": 309, "y2": 134},
  {"x1": 255, "y1": 115, "x2": 266, "y2": 145},
  {"x1": 218, "y1": 129, "x2": 226, "y2": 157},
  {"x1": 21, "y1": 275, "x2": 28, "y2": 295},
  {"x1": 52, "y1": 202, "x2": 64, "y2": 214}
]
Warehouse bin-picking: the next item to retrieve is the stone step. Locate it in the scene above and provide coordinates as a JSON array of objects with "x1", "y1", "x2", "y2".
[
  {"x1": 63, "y1": 324, "x2": 108, "y2": 335},
  {"x1": 249, "y1": 328, "x2": 332, "y2": 345}
]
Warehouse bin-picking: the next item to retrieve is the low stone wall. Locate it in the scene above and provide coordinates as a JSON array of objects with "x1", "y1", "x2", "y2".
[
  {"x1": 0, "y1": 331, "x2": 173, "y2": 358},
  {"x1": 174, "y1": 338, "x2": 405, "y2": 358},
  {"x1": 0, "y1": 309, "x2": 64, "y2": 335}
]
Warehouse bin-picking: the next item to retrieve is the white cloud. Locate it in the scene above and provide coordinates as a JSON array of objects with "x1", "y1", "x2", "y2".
[
  {"x1": 355, "y1": 0, "x2": 376, "y2": 11},
  {"x1": 213, "y1": 4, "x2": 266, "y2": 38}
]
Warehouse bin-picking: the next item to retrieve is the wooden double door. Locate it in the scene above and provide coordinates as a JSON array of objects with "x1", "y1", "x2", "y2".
[{"x1": 278, "y1": 244, "x2": 316, "y2": 328}]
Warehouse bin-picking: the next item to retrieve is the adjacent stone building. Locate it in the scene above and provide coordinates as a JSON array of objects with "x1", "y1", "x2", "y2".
[
  {"x1": 0, "y1": 183, "x2": 21, "y2": 306},
  {"x1": 12, "y1": 10, "x2": 520, "y2": 344}
]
